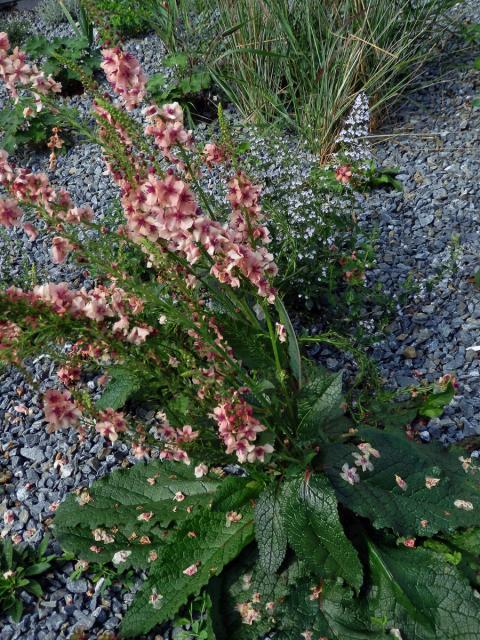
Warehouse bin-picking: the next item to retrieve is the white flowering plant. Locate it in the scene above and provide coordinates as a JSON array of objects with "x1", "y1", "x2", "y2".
[{"x1": 1, "y1": 25, "x2": 480, "y2": 640}]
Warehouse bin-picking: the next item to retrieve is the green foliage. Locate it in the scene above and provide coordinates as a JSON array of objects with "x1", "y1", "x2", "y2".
[
  {"x1": 38, "y1": 0, "x2": 80, "y2": 26},
  {"x1": 200, "y1": 0, "x2": 452, "y2": 152},
  {"x1": 91, "y1": 0, "x2": 159, "y2": 36},
  {"x1": 361, "y1": 161, "x2": 403, "y2": 192},
  {"x1": 0, "y1": 536, "x2": 56, "y2": 622},
  {"x1": 324, "y1": 427, "x2": 480, "y2": 536},
  {"x1": 254, "y1": 485, "x2": 287, "y2": 574},
  {"x1": 55, "y1": 461, "x2": 223, "y2": 567},
  {"x1": 366, "y1": 543, "x2": 480, "y2": 639},
  {"x1": 296, "y1": 368, "x2": 345, "y2": 444},
  {"x1": 95, "y1": 366, "x2": 141, "y2": 411},
  {"x1": 121, "y1": 508, "x2": 254, "y2": 637},
  {"x1": 0, "y1": 18, "x2": 31, "y2": 48},
  {"x1": 147, "y1": 53, "x2": 213, "y2": 125},
  {"x1": 281, "y1": 474, "x2": 363, "y2": 590},
  {"x1": 0, "y1": 98, "x2": 64, "y2": 153},
  {"x1": 24, "y1": 34, "x2": 100, "y2": 93}
]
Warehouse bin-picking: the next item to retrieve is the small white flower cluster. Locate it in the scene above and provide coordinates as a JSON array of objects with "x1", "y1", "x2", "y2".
[{"x1": 335, "y1": 92, "x2": 372, "y2": 167}]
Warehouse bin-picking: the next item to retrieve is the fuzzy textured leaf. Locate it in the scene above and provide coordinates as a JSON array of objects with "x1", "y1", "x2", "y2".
[
  {"x1": 367, "y1": 543, "x2": 480, "y2": 639},
  {"x1": 96, "y1": 366, "x2": 141, "y2": 410},
  {"x1": 255, "y1": 485, "x2": 287, "y2": 574},
  {"x1": 282, "y1": 475, "x2": 363, "y2": 590},
  {"x1": 277, "y1": 576, "x2": 385, "y2": 639},
  {"x1": 324, "y1": 428, "x2": 480, "y2": 536},
  {"x1": 297, "y1": 369, "x2": 343, "y2": 443},
  {"x1": 120, "y1": 508, "x2": 255, "y2": 637},
  {"x1": 55, "y1": 461, "x2": 221, "y2": 567}
]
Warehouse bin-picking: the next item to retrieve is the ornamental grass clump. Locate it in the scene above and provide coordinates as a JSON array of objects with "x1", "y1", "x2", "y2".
[{"x1": 1, "y1": 29, "x2": 480, "y2": 640}]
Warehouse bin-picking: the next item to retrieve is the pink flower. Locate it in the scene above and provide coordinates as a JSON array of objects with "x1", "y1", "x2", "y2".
[
  {"x1": 425, "y1": 476, "x2": 440, "y2": 489},
  {"x1": 395, "y1": 475, "x2": 407, "y2": 491},
  {"x1": 137, "y1": 511, "x2": 154, "y2": 521},
  {"x1": 194, "y1": 464, "x2": 208, "y2": 478},
  {"x1": 126, "y1": 325, "x2": 152, "y2": 345},
  {"x1": 352, "y1": 451, "x2": 373, "y2": 472},
  {"x1": 176, "y1": 425, "x2": 199, "y2": 443},
  {"x1": 182, "y1": 563, "x2": 198, "y2": 576},
  {"x1": 247, "y1": 444, "x2": 274, "y2": 463},
  {"x1": 340, "y1": 463, "x2": 360, "y2": 485},
  {"x1": 275, "y1": 323, "x2": 287, "y2": 343},
  {"x1": 160, "y1": 102, "x2": 183, "y2": 122},
  {"x1": 357, "y1": 442, "x2": 380, "y2": 458},
  {"x1": 57, "y1": 365, "x2": 81, "y2": 386},
  {"x1": 203, "y1": 143, "x2": 225, "y2": 165},
  {"x1": 43, "y1": 388, "x2": 82, "y2": 431},
  {"x1": 101, "y1": 48, "x2": 146, "y2": 110},
  {"x1": 0, "y1": 198, "x2": 22, "y2": 227},
  {"x1": 23, "y1": 223, "x2": 38, "y2": 240},
  {"x1": 51, "y1": 236, "x2": 74, "y2": 264},
  {"x1": 226, "y1": 511, "x2": 242, "y2": 524},
  {"x1": 403, "y1": 538, "x2": 416, "y2": 548},
  {"x1": 335, "y1": 165, "x2": 352, "y2": 184}
]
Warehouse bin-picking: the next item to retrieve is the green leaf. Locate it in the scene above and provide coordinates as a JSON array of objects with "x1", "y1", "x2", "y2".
[
  {"x1": 418, "y1": 382, "x2": 455, "y2": 419},
  {"x1": 23, "y1": 561, "x2": 52, "y2": 577},
  {"x1": 25, "y1": 580, "x2": 43, "y2": 598},
  {"x1": 55, "y1": 461, "x2": 221, "y2": 567},
  {"x1": 367, "y1": 542, "x2": 480, "y2": 639},
  {"x1": 3, "y1": 538, "x2": 13, "y2": 570},
  {"x1": 275, "y1": 298, "x2": 302, "y2": 387},
  {"x1": 446, "y1": 527, "x2": 480, "y2": 555},
  {"x1": 277, "y1": 575, "x2": 384, "y2": 639},
  {"x1": 255, "y1": 485, "x2": 287, "y2": 574},
  {"x1": 282, "y1": 474, "x2": 363, "y2": 590},
  {"x1": 297, "y1": 369, "x2": 344, "y2": 443},
  {"x1": 474, "y1": 57, "x2": 480, "y2": 70},
  {"x1": 211, "y1": 477, "x2": 261, "y2": 513},
  {"x1": 324, "y1": 427, "x2": 480, "y2": 536},
  {"x1": 164, "y1": 52, "x2": 189, "y2": 68},
  {"x1": 96, "y1": 366, "x2": 141, "y2": 410},
  {"x1": 120, "y1": 508, "x2": 255, "y2": 637},
  {"x1": 11, "y1": 598, "x2": 23, "y2": 623}
]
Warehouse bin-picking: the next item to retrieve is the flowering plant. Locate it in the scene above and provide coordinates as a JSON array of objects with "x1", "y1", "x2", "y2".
[{"x1": 1, "y1": 29, "x2": 480, "y2": 640}]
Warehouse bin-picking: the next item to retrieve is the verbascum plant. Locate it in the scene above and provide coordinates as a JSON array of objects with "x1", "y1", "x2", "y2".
[{"x1": 0, "y1": 28, "x2": 479, "y2": 640}]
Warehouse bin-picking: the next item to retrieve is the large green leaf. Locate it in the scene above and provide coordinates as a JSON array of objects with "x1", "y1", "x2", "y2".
[
  {"x1": 255, "y1": 485, "x2": 287, "y2": 574},
  {"x1": 54, "y1": 461, "x2": 221, "y2": 568},
  {"x1": 276, "y1": 576, "x2": 385, "y2": 639},
  {"x1": 446, "y1": 527, "x2": 480, "y2": 555},
  {"x1": 296, "y1": 369, "x2": 344, "y2": 443},
  {"x1": 120, "y1": 508, "x2": 255, "y2": 637},
  {"x1": 281, "y1": 474, "x2": 363, "y2": 590},
  {"x1": 96, "y1": 366, "x2": 140, "y2": 410},
  {"x1": 367, "y1": 543, "x2": 480, "y2": 639},
  {"x1": 324, "y1": 428, "x2": 480, "y2": 536}
]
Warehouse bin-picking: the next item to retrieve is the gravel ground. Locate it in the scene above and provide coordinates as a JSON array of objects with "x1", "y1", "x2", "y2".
[
  {"x1": 361, "y1": 1, "x2": 480, "y2": 444},
  {"x1": 0, "y1": 1, "x2": 480, "y2": 638}
]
